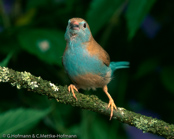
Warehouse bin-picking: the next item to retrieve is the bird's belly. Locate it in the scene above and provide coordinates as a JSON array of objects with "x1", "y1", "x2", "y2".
[
  {"x1": 72, "y1": 72, "x2": 111, "y2": 90},
  {"x1": 63, "y1": 47, "x2": 111, "y2": 89}
]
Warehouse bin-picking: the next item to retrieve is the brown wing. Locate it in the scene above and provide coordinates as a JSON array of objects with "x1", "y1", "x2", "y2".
[{"x1": 86, "y1": 37, "x2": 110, "y2": 67}]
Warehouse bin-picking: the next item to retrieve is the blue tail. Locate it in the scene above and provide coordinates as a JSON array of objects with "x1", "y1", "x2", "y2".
[{"x1": 110, "y1": 61, "x2": 129, "y2": 75}]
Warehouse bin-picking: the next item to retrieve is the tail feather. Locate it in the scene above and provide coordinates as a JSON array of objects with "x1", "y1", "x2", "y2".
[{"x1": 110, "y1": 61, "x2": 129, "y2": 74}]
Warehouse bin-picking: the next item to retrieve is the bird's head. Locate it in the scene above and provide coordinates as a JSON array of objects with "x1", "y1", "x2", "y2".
[{"x1": 65, "y1": 18, "x2": 92, "y2": 43}]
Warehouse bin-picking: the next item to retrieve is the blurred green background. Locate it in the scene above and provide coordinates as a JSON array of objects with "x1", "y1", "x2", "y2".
[{"x1": 0, "y1": 0, "x2": 174, "y2": 139}]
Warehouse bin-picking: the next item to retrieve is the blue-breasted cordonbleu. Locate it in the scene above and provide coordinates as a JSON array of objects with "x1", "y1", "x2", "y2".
[{"x1": 62, "y1": 18, "x2": 129, "y2": 120}]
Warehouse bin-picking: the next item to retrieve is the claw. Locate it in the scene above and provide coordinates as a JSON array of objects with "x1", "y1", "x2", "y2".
[
  {"x1": 68, "y1": 84, "x2": 78, "y2": 100},
  {"x1": 107, "y1": 99, "x2": 117, "y2": 120}
]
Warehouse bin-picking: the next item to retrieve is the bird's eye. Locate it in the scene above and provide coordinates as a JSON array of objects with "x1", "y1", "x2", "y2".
[{"x1": 83, "y1": 23, "x2": 86, "y2": 28}]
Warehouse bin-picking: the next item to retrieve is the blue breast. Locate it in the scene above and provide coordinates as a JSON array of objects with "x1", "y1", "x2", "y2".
[{"x1": 63, "y1": 42, "x2": 110, "y2": 78}]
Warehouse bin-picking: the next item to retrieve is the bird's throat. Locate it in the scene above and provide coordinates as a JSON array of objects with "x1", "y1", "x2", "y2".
[{"x1": 70, "y1": 32, "x2": 77, "y2": 37}]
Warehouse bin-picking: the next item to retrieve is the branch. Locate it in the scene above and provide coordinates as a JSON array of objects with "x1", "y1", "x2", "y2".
[{"x1": 0, "y1": 66, "x2": 173, "y2": 139}]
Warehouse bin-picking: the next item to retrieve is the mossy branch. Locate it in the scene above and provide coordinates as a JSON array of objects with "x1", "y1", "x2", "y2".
[{"x1": 0, "y1": 66, "x2": 173, "y2": 139}]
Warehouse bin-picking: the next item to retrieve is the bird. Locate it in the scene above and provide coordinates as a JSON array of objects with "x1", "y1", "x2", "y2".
[{"x1": 62, "y1": 18, "x2": 129, "y2": 120}]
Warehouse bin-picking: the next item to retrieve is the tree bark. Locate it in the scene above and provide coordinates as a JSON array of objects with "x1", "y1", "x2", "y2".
[{"x1": 0, "y1": 66, "x2": 173, "y2": 139}]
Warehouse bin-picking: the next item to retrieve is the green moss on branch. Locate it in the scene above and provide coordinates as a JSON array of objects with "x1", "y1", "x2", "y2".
[{"x1": 0, "y1": 66, "x2": 174, "y2": 139}]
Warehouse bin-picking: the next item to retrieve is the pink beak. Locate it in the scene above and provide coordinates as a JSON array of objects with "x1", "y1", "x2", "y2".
[{"x1": 70, "y1": 21, "x2": 79, "y2": 30}]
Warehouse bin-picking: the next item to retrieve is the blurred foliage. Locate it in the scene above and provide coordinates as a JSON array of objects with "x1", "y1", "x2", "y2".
[
  {"x1": 0, "y1": 51, "x2": 13, "y2": 66},
  {"x1": 126, "y1": 0, "x2": 156, "y2": 40},
  {"x1": 0, "y1": 108, "x2": 50, "y2": 136},
  {"x1": 18, "y1": 29, "x2": 65, "y2": 66},
  {"x1": 0, "y1": 0, "x2": 174, "y2": 139},
  {"x1": 161, "y1": 67, "x2": 174, "y2": 93},
  {"x1": 87, "y1": 0, "x2": 124, "y2": 36}
]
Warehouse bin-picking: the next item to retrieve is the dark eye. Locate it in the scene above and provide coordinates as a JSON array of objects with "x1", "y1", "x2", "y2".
[{"x1": 83, "y1": 23, "x2": 86, "y2": 28}]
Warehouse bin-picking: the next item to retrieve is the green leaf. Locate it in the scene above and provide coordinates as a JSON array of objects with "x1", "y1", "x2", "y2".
[
  {"x1": 135, "y1": 58, "x2": 159, "y2": 79},
  {"x1": 0, "y1": 108, "x2": 50, "y2": 136},
  {"x1": 87, "y1": 0, "x2": 124, "y2": 36},
  {"x1": 18, "y1": 29, "x2": 65, "y2": 66},
  {"x1": 0, "y1": 51, "x2": 13, "y2": 67},
  {"x1": 125, "y1": 0, "x2": 156, "y2": 40},
  {"x1": 160, "y1": 67, "x2": 174, "y2": 93}
]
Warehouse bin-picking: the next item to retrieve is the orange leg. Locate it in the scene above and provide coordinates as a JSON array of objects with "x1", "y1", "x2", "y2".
[
  {"x1": 68, "y1": 84, "x2": 78, "y2": 100},
  {"x1": 103, "y1": 85, "x2": 117, "y2": 120}
]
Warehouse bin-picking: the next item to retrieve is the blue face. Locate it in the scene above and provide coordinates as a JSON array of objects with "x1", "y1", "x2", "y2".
[{"x1": 65, "y1": 20, "x2": 91, "y2": 43}]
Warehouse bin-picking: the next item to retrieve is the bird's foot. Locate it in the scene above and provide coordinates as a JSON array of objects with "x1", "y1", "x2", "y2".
[
  {"x1": 68, "y1": 84, "x2": 78, "y2": 100},
  {"x1": 107, "y1": 98, "x2": 117, "y2": 120},
  {"x1": 103, "y1": 85, "x2": 117, "y2": 120}
]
